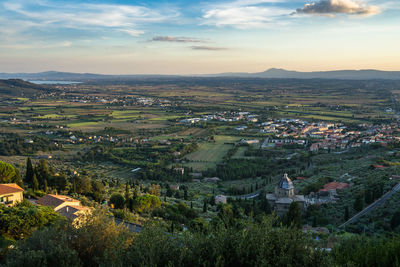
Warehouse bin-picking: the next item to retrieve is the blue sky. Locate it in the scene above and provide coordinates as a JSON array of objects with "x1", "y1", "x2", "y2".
[{"x1": 0, "y1": 0, "x2": 399, "y2": 74}]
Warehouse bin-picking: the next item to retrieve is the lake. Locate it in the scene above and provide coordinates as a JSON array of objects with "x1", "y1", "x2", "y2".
[{"x1": 28, "y1": 80, "x2": 82, "y2": 85}]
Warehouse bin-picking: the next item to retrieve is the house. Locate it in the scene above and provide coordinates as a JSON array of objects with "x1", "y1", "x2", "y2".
[
  {"x1": 235, "y1": 126, "x2": 247, "y2": 131},
  {"x1": 266, "y1": 174, "x2": 305, "y2": 216},
  {"x1": 173, "y1": 151, "x2": 181, "y2": 157},
  {"x1": 36, "y1": 194, "x2": 91, "y2": 227},
  {"x1": 36, "y1": 194, "x2": 81, "y2": 211},
  {"x1": 318, "y1": 182, "x2": 349, "y2": 194},
  {"x1": 0, "y1": 184, "x2": 24, "y2": 206},
  {"x1": 174, "y1": 167, "x2": 185, "y2": 175},
  {"x1": 215, "y1": 195, "x2": 227, "y2": 204},
  {"x1": 170, "y1": 185, "x2": 180, "y2": 190},
  {"x1": 58, "y1": 205, "x2": 91, "y2": 228}
]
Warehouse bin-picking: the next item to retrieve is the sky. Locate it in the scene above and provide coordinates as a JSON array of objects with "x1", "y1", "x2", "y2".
[{"x1": 0, "y1": 0, "x2": 399, "y2": 74}]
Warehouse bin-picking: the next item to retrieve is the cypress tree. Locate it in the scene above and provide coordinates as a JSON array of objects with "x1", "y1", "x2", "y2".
[
  {"x1": 25, "y1": 157, "x2": 34, "y2": 184},
  {"x1": 285, "y1": 202, "x2": 302, "y2": 229},
  {"x1": 33, "y1": 174, "x2": 39, "y2": 191},
  {"x1": 73, "y1": 178, "x2": 77, "y2": 194},
  {"x1": 354, "y1": 195, "x2": 364, "y2": 212},
  {"x1": 125, "y1": 183, "x2": 130, "y2": 207},
  {"x1": 44, "y1": 179, "x2": 48, "y2": 193},
  {"x1": 345, "y1": 206, "x2": 349, "y2": 221},
  {"x1": 203, "y1": 200, "x2": 207, "y2": 213}
]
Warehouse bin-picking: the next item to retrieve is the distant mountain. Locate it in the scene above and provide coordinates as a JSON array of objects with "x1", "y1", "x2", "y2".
[
  {"x1": 212, "y1": 68, "x2": 400, "y2": 80},
  {"x1": 1, "y1": 69, "x2": 400, "y2": 81},
  {"x1": 0, "y1": 71, "x2": 110, "y2": 81},
  {"x1": 0, "y1": 79, "x2": 52, "y2": 97},
  {"x1": 0, "y1": 71, "x2": 179, "y2": 82}
]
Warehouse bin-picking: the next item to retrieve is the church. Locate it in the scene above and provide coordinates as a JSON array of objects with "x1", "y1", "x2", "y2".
[{"x1": 266, "y1": 173, "x2": 305, "y2": 216}]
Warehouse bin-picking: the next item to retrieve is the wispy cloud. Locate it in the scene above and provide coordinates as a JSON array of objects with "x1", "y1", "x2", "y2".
[
  {"x1": 201, "y1": 0, "x2": 291, "y2": 29},
  {"x1": 151, "y1": 36, "x2": 207, "y2": 43},
  {"x1": 190, "y1": 46, "x2": 228, "y2": 51},
  {"x1": 294, "y1": 0, "x2": 380, "y2": 17},
  {"x1": 1, "y1": 1, "x2": 179, "y2": 37}
]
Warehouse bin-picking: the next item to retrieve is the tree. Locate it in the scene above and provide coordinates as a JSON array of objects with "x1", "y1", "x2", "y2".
[
  {"x1": 133, "y1": 194, "x2": 161, "y2": 213},
  {"x1": 284, "y1": 202, "x2": 302, "y2": 229},
  {"x1": 110, "y1": 193, "x2": 125, "y2": 209},
  {"x1": 149, "y1": 184, "x2": 161, "y2": 196},
  {"x1": 125, "y1": 183, "x2": 130, "y2": 207},
  {"x1": 203, "y1": 200, "x2": 207, "y2": 213},
  {"x1": 353, "y1": 195, "x2": 364, "y2": 212},
  {"x1": 33, "y1": 174, "x2": 39, "y2": 191},
  {"x1": 344, "y1": 206, "x2": 349, "y2": 221},
  {"x1": 35, "y1": 159, "x2": 50, "y2": 186},
  {"x1": 13, "y1": 169, "x2": 24, "y2": 189},
  {"x1": 0, "y1": 160, "x2": 16, "y2": 183},
  {"x1": 91, "y1": 180, "x2": 105, "y2": 203},
  {"x1": 55, "y1": 173, "x2": 68, "y2": 191},
  {"x1": 391, "y1": 211, "x2": 400, "y2": 229},
  {"x1": 44, "y1": 179, "x2": 48, "y2": 193},
  {"x1": 260, "y1": 197, "x2": 271, "y2": 215},
  {"x1": 0, "y1": 202, "x2": 59, "y2": 240},
  {"x1": 4, "y1": 209, "x2": 132, "y2": 267},
  {"x1": 79, "y1": 176, "x2": 92, "y2": 195},
  {"x1": 25, "y1": 157, "x2": 34, "y2": 184}
]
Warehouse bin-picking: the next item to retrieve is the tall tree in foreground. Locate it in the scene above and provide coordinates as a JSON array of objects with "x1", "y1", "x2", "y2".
[
  {"x1": 0, "y1": 160, "x2": 16, "y2": 183},
  {"x1": 284, "y1": 202, "x2": 302, "y2": 229}
]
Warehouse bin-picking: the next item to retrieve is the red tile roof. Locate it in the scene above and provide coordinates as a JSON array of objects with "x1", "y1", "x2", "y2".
[
  {"x1": 374, "y1": 164, "x2": 387, "y2": 169},
  {"x1": 0, "y1": 184, "x2": 24, "y2": 195},
  {"x1": 319, "y1": 182, "x2": 349, "y2": 192}
]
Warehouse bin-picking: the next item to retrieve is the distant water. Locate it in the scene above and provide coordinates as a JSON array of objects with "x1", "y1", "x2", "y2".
[{"x1": 28, "y1": 80, "x2": 82, "y2": 85}]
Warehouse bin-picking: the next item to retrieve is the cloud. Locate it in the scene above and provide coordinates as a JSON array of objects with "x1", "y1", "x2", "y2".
[
  {"x1": 120, "y1": 29, "x2": 145, "y2": 37},
  {"x1": 151, "y1": 36, "x2": 207, "y2": 43},
  {"x1": 202, "y1": 1, "x2": 291, "y2": 29},
  {"x1": 190, "y1": 46, "x2": 228, "y2": 51},
  {"x1": 1, "y1": 1, "x2": 179, "y2": 37},
  {"x1": 295, "y1": 0, "x2": 380, "y2": 17}
]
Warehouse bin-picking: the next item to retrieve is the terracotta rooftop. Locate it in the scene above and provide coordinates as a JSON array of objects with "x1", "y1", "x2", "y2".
[
  {"x1": 36, "y1": 194, "x2": 79, "y2": 208},
  {"x1": 374, "y1": 164, "x2": 387, "y2": 169},
  {"x1": 0, "y1": 183, "x2": 24, "y2": 195},
  {"x1": 319, "y1": 182, "x2": 349, "y2": 192}
]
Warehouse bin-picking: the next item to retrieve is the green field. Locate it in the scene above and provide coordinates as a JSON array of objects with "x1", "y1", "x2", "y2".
[{"x1": 183, "y1": 135, "x2": 241, "y2": 171}]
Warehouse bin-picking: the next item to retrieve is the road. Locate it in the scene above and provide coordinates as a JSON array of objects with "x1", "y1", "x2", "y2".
[{"x1": 339, "y1": 182, "x2": 400, "y2": 228}]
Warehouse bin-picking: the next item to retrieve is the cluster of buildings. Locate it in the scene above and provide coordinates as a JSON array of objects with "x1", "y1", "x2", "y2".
[
  {"x1": 68, "y1": 95, "x2": 172, "y2": 108},
  {"x1": 259, "y1": 119, "x2": 400, "y2": 151},
  {"x1": 266, "y1": 174, "x2": 352, "y2": 215},
  {"x1": 266, "y1": 173, "x2": 305, "y2": 216},
  {"x1": 0, "y1": 183, "x2": 90, "y2": 227},
  {"x1": 180, "y1": 111, "x2": 258, "y2": 124}
]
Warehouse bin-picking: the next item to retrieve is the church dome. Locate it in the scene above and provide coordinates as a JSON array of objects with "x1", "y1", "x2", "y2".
[{"x1": 277, "y1": 173, "x2": 294, "y2": 190}]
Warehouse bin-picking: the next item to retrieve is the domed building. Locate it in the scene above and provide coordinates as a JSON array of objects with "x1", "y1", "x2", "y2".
[{"x1": 266, "y1": 173, "x2": 305, "y2": 216}]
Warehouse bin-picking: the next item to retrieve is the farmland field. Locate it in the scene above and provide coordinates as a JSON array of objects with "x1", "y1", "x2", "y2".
[{"x1": 183, "y1": 136, "x2": 241, "y2": 171}]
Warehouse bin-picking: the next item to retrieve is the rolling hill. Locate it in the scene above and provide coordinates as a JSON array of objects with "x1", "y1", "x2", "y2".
[{"x1": 0, "y1": 79, "x2": 52, "y2": 97}]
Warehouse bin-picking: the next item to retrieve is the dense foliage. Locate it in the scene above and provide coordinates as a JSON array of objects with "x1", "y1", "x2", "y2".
[{"x1": 3, "y1": 208, "x2": 400, "y2": 267}]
